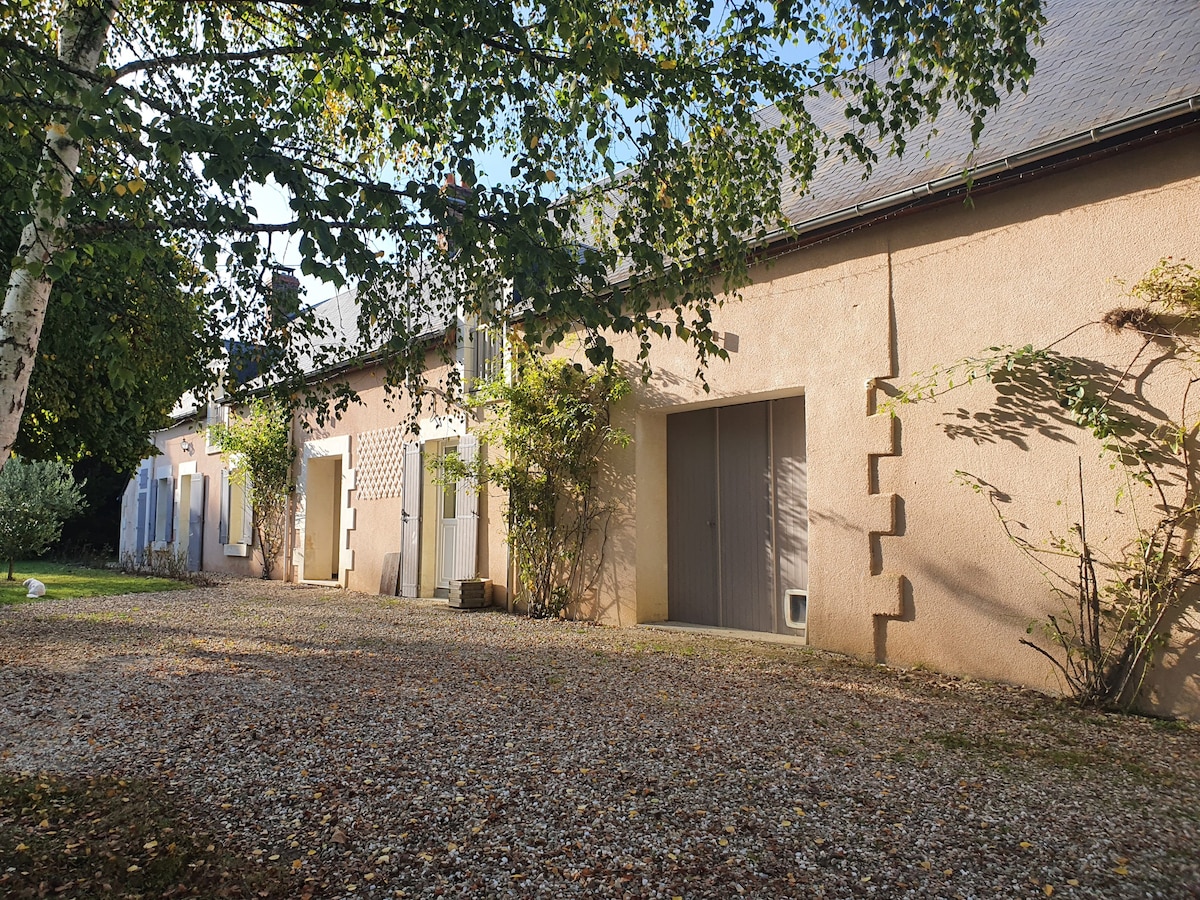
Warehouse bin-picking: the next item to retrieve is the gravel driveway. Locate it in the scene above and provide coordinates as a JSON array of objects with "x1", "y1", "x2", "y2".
[{"x1": 1, "y1": 578, "x2": 1198, "y2": 899}]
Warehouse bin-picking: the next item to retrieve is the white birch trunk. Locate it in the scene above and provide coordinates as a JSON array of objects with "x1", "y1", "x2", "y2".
[{"x1": 0, "y1": 0, "x2": 120, "y2": 470}]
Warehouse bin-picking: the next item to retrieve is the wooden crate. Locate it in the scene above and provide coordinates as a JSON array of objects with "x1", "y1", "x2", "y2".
[{"x1": 448, "y1": 578, "x2": 493, "y2": 609}]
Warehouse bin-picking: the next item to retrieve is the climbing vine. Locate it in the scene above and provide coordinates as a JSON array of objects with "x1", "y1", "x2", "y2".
[
  {"x1": 890, "y1": 259, "x2": 1200, "y2": 711},
  {"x1": 443, "y1": 352, "x2": 630, "y2": 618},
  {"x1": 208, "y1": 399, "x2": 295, "y2": 579}
]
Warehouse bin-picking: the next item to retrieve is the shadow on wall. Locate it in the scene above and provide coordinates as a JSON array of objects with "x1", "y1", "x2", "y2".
[
  {"x1": 569, "y1": 361, "x2": 707, "y2": 627},
  {"x1": 879, "y1": 321, "x2": 1200, "y2": 713},
  {"x1": 630, "y1": 357, "x2": 731, "y2": 412},
  {"x1": 563, "y1": 364, "x2": 638, "y2": 625},
  {"x1": 1147, "y1": 588, "x2": 1200, "y2": 716},
  {"x1": 574, "y1": 458, "x2": 636, "y2": 626},
  {"x1": 931, "y1": 346, "x2": 1181, "y2": 478}
]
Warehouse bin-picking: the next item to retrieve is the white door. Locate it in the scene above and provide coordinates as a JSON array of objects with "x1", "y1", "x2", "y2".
[
  {"x1": 452, "y1": 434, "x2": 479, "y2": 581},
  {"x1": 436, "y1": 444, "x2": 459, "y2": 590}
]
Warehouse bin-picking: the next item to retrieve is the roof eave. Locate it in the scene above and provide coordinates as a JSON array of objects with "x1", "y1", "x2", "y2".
[{"x1": 761, "y1": 94, "x2": 1200, "y2": 250}]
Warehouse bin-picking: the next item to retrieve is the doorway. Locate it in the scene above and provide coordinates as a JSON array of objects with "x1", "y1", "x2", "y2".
[
  {"x1": 303, "y1": 454, "x2": 343, "y2": 581},
  {"x1": 436, "y1": 443, "x2": 460, "y2": 592},
  {"x1": 666, "y1": 396, "x2": 808, "y2": 636}
]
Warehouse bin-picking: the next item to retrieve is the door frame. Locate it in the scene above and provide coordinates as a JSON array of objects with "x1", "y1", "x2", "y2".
[
  {"x1": 665, "y1": 395, "x2": 808, "y2": 638},
  {"x1": 296, "y1": 434, "x2": 356, "y2": 585},
  {"x1": 434, "y1": 440, "x2": 461, "y2": 591}
]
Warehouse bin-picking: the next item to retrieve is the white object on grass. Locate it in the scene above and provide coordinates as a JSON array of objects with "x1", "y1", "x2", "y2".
[{"x1": 22, "y1": 577, "x2": 45, "y2": 598}]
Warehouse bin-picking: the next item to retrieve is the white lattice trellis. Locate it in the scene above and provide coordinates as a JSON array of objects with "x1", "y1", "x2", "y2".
[{"x1": 355, "y1": 426, "x2": 408, "y2": 499}]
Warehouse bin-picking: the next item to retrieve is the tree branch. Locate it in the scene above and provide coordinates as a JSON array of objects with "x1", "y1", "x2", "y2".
[{"x1": 112, "y1": 45, "x2": 312, "y2": 80}]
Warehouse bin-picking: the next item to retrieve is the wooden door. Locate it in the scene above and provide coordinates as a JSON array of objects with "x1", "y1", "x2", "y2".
[{"x1": 717, "y1": 402, "x2": 773, "y2": 633}]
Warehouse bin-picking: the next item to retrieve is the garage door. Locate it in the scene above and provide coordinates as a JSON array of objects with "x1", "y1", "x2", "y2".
[{"x1": 666, "y1": 396, "x2": 808, "y2": 636}]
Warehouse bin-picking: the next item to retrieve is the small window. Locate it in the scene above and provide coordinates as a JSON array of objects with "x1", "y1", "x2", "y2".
[
  {"x1": 784, "y1": 589, "x2": 808, "y2": 634},
  {"x1": 219, "y1": 469, "x2": 254, "y2": 556},
  {"x1": 205, "y1": 403, "x2": 228, "y2": 454},
  {"x1": 154, "y1": 475, "x2": 174, "y2": 543},
  {"x1": 475, "y1": 324, "x2": 504, "y2": 385},
  {"x1": 442, "y1": 449, "x2": 458, "y2": 519},
  {"x1": 461, "y1": 319, "x2": 505, "y2": 392}
]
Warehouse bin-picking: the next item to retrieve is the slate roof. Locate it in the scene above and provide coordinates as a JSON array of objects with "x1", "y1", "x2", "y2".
[
  {"x1": 297, "y1": 257, "x2": 460, "y2": 374},
  {"x1": 229, "y1": 0, "x2": 1200, "y2": 392},
  {"x1": 771, "y1": 0, "x2": 1200, "y2": 235}
]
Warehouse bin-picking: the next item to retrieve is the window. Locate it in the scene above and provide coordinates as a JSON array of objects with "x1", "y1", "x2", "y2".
[
  {"x1": 153, "y1": 473, "x2": 174, "y2": 545},
  {"x1": 474, "y1": 323, "x2": 504, "y2": 385},
  {"x1": 219, "y1": 469, "x2": 254, "y2": 556},
  {"x1": 459, "y1": 317, "x2": 506, "y2": 392},
  {"x1": 441, "y1": 448, "x2": 459, "y2": 519}
]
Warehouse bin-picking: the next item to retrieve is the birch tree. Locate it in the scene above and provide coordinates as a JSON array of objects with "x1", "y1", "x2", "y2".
[
  {"x1": 0, "y1": 0, "x2": 1044, "y2": 471},
  {"x1": 2, "y1": 0, "x2": 118, "y2": 467}
]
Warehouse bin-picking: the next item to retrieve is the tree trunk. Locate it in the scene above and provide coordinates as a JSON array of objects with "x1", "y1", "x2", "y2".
[{"x1": 0, "y1": 0, "x2": 120, "y2": 470}]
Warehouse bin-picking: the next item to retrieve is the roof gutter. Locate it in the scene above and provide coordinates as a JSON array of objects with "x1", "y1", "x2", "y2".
[
  {"x1": 763, "y1": 94, "x2": 1200, "y2": 246},
  {"x1": 194, "y1": 93, "x2": 1200, "y2": 403}
]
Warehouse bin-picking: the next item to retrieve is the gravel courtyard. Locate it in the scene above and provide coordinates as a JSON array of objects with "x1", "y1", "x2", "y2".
[{"x1": 1, "y1": 578, "x2": 1198, "y2": 899}]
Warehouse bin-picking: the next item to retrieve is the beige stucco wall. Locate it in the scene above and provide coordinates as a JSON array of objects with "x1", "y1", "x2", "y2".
[
  {"x1": 132, "y1": 419, "x2": 268, "y2": 578},
  {"x1": 291, "y1": 350, "x2": 516, "y2": 600},
  {"x1": 577, "y1": 129, "x2": 1200, "y2": 718},
  {"x1": 124, "y1": 129, "x2": 1199, "y2": 718},
  {"x1": 295, "y1": 363, "x2": 403, "y2": 593}
]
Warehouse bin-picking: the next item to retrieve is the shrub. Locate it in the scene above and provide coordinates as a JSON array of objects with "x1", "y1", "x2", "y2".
[{"x1": 0, "y1": 456, "x2": 86, "y2": 580}]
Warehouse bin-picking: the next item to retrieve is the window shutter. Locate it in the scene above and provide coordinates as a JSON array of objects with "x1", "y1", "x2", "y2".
[
  {"x1": 135, "y1": 460, "x2": 151, "y2": 555},
  {"x1": 187, "y1": 474, "x2": 205, "y2": 571},
  {"x1": 240, "y1": 475, "x2": 255, "y2": 545},
  {"x1": 399, "y1": 442, "x2": 422, "y2": 597},
  {"x1": 162, "y1": 476, "x2": 175, "y2": 543},
  {"x1": 147, "y1": 474, "x2": 159, "y2": 544}
]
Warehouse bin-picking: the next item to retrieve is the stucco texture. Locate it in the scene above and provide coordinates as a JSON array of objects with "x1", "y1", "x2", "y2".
[
  {"x1": 577, "y1": 130, "x2": 1200, "y2": 718},
  {"x1": 122, "y1": 420, "x2": 270, "y2": 579}
]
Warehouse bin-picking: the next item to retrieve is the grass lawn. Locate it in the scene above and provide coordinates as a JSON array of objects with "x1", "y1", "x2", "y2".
[{"x1": 0, "y1": 561, "x2": 189, "y2": 606}]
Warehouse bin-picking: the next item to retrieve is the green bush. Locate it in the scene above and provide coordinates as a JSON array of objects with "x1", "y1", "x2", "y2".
[{"x1": 0, "y1": 456, "x2": 86, "y2": 580}]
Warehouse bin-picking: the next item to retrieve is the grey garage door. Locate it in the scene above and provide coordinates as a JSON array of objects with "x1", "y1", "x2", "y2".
[{"x1": 666, "y1": 397, "x2": 808, "y2": 635}]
